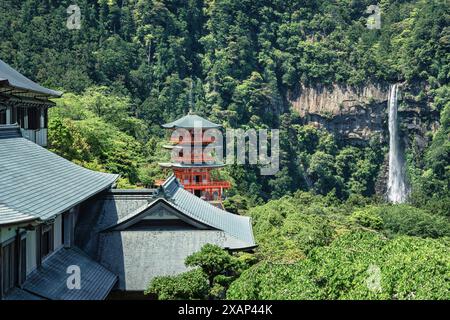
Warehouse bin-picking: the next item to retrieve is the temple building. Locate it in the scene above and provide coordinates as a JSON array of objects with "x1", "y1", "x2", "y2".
[
  {"x1": 158, "y1": 114, "x2": 231, "y2": 203},
  {"x1": 0, "y1": 125, "x2": 119, "y2": 300},
  {"x1": 75, "y1": 175, "x2": 255, "y2": 295},
  {"x1": 0, "y1": 59, "x2": 255, "y2": 300},
  {"x1": 0, "y1": 59, "x2": 62, "y2": 147}
]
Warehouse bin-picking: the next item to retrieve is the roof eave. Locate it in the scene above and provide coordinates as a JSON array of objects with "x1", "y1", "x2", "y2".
[
  {"x1": 0, "y1": 80, "x2": 63, "y2": 99},
  {"x1": 0, "y1": 216, "x2": 37, "y2": 227}
]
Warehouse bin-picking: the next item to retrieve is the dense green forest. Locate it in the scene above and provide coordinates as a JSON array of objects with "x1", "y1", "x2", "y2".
[{"x1": 0, "y1": 0, "x2": 448, "y2": 299}]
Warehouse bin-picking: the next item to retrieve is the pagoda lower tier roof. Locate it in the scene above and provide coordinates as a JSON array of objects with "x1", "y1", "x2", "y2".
[{"x1": 159, "y1": 162, "x2": 226, "y2": 169}]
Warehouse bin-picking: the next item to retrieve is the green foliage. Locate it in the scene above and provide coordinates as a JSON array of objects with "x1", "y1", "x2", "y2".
[
  {"x1": 350, "y1": 209, "x2": 384, "y2": 231},
  {"x1": 48, "y1": 88, "x2": 165, "y2": 186},
  {"x1": 227, "y1": 192, "x2": 450, "y2": 300},
  {"x1": 365, "y1": 205, "x2": 450, "y2": 238},
  {"x1": 228, "y1": 231, "x2": 450, "y2": 300},
  {"x1": 185, "y1": 244, "x2": 243, "y2": 290},
  {"x1": 410, "y1": 91, "x2": 450, "y2": 217},
  {"x1": 148, "y1": 244, "x2": 250, "y2": 300},
  {"x1": 247, "y1": 193, "x2": 339, "y2": 262},
  {"x1": 222, "y1": 194, "x2": 249, "y2": 215},
  {"x1": 145, "y1": 268, "x2": 209, "y2": 300},
  {"x1": 226, "y1": 260, "x2": 322, "y2": 300},
  {"x1": 308, "y1": 151, "x2": 343, "y2": 196}
]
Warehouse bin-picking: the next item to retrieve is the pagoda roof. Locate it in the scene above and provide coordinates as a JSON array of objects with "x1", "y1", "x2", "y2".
[
  {"x1": 0, "y1": 58, "x2": 62, "y2": 99},
  {"x1": 159, "y1": 162, "x2": 226, "y2": 169},
  {"x1": 162, "y1": 114, "x2": 221, "y2": 129}
]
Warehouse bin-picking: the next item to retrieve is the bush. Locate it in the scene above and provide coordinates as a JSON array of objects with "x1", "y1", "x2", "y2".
[
  {"x1": 147, "y1": 244, "x2": 248, "y2": 300},
  {"x1": 247, "y1": 196, "x2": 336, "y2": 262},
  {"x1": 228, "y1": 232, "x2": 450, "y2": 300},
  {"x1": 145, "y1": 269, "x2": 209, "y2": 300},
  {"x1": 222, "y1": 195, "x2": 249, "y2": 215},
  {"x1": 375, "y1": 205, "x2": 450, "y2": 238},
  {"x1": 350, "y1": 208, "x2": 384, "y2": 230},
  {"x1": 227, "y1": 261, "x2": 322, "y2": 300},
  {"x1": 185, "y1": 244, "x2": 242, "y2": 288}
]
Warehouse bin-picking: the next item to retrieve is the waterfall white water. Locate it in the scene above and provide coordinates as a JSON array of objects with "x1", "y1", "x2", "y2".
[{"x1": 387, "y1": 84, "x2": 408, "y2": 203}]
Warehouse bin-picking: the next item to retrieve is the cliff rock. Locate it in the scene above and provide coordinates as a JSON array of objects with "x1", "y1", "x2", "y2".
[{"x1": 289, "y1": 84, "x2": 388, "y2": 142}]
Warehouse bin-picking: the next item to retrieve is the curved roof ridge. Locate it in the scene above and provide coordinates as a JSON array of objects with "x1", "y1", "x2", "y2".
[
  {"x1": 0, "y1": 136, "x2": 118, "y2": 225},
  {"x1": 162, "y1": 174, "x2": 255, "y2": 247},
  {"x1": 0, "y1": 58, "x2": 62, "y2": 97}
]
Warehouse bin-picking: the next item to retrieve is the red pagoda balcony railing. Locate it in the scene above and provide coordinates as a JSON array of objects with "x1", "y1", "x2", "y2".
[
  {"x1": 169, "y1": 136, "x2": 217, "y2": 144},
  {"x1": 182, "y1": 181, "x2": 231, "y2": 189},
  {"x1": 171, "y1": 155, "x2": 216, "y2": 163},
  {"x1": 154, "y1": 179, "x2": 231, "y2": 189}
]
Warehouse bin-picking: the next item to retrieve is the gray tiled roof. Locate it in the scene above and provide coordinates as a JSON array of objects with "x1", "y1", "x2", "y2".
[
  {"x1": 0, "y1": 58, "x2": 62, "y2": 97},
  {"x1": 0, "y1": 126, "x2": 118, "y2": 225},
  {"x1": 23, "y1": 247, "x2": 117, "y2": 300},
  {"x1": 94, "y1": 176, "x2": 256, "y2": 247},
  {"x1": 0, "y1": 203, "x2": 35, "y2": 225},
  {"x1": 3, "y1": 287, "x2": 44, "y2": 300},
  {"x1": 75, "y1": 182, "x2": 256, "y2": 291},
  {"x1": 162, "y1": 114, "x2": 221, "y2": 129},
  {"x1": 98, "y1": 229, "x2": 247, "y2": 291},
  {"x1": 163, "y1": 175, "x2": 256, "y2": 246}
]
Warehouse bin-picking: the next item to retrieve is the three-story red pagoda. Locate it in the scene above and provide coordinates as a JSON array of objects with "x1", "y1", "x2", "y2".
[{"x1": 157, "y1": 113, "x2": 231, "y2": 202}]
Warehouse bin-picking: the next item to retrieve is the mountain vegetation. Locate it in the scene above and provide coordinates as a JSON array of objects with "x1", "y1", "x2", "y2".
[{"x1": 0, "y1": 0, "x2": 448, "y2": 299}]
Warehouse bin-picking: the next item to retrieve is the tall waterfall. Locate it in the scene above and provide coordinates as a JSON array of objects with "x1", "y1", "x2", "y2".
[{"x1": 387, "y1": 84, "x2": 408, "y2": 203}]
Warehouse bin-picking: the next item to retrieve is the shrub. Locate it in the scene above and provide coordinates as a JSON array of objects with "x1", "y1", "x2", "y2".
[
  {"x1": 350, "y1": 208, "x2": 384, "y2": 230},
  {"x1": 145, "y1": 269, "x2": 209, "y2": 300},
  {"x1": 376, "y1": 205, "x2": 450, "y2": 238},
  {"x1": 228, "y1": 232, "x2": 450, "y2": 300}
]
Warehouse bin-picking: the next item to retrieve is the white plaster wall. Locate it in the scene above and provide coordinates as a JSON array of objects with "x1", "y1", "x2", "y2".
[
  {"x1": 26, "y1": 230, "x2": 37, "y2": 274},
  {"x1": 54, "y1": 215, "x2": 62, "y2": 250},
  {"x1": 0, "y1": 226, "x2": 16, "y2": 243}
]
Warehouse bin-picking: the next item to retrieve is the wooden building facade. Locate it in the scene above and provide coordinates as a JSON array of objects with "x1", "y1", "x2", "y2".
[{"x1": 0, "y1": 59, "x2": 61, "y2": 146}]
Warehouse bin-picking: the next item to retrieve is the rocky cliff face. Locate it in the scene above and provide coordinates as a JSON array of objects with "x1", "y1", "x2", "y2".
[
  {"x1": 288, "y1": 83, "x2": 441, "y2": 196},
  {"x1": 288, "y1": 84, "x2": 389, "y2": 142},
  {"x1": 288, "y1": 83, "x2": 439, "y2": 145},
  {"x1": 289, "y1": 84, "x2": 388, "y2": 118}
]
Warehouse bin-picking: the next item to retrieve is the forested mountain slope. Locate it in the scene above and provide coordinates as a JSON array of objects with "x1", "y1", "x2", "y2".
[
  {"x1": 1, "y1": 0, "x2": 447, "y2": 206},
  {"x1": 1, "y1": 0, "x2": 448, "y2": 300}
]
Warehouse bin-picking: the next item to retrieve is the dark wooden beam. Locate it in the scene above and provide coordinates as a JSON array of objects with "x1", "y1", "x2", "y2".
[{"x1": 0, "y1": 244, "x2": 3, "y2": 299}]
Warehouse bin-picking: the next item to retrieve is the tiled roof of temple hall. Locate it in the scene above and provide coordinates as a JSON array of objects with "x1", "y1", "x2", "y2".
[
  {"x1": 0, "y1": 125, "x2": 118, "y2": 225},
  {"x1": 0, "y1": 58, "x2": 62, "y2": 98},
  {"x1": 75, "y1": 175, "x2": 256, "y2": 291}
]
